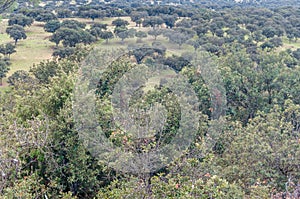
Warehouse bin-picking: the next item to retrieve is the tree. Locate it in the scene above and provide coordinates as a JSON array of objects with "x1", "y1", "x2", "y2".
[
  {"x1": 187, "y1": 38, "x2": 205, "y2": 51},
  {"x1": 29, "y1": 60, "x2": 59, "y2": 84},
  {"x1": 292, "y1": 48, "x2": 300, "y2": 60},
  {"x1": 262, "y1": 26, "x2": 276, "y2": 38},
  {"x1": 80, "y1": 9, "x2": 106, "y2": 21},
  {"x1": 193, "y1": 24, "x2": 209, "y2": 37},
  {"x1": 252, "y1": 30, "x2": 266, "y2": 43},
  {"x1": 56, "y1": 9, "x2": 72, "y2": 18},
  {"x1": 162, "y1": 14, "x2": 177, "y2": 29},
  {"x1": 35, "y1": 12, "x2": 57, "y2": 22},
  {"x1": 0, "y1": 59, "x2": 9, "y2": 85},
  {"x1": 7, "y1": 70, "x2": 31, "y2": 86},
  {"x1": 6, "y1": 25, "x2": 27, "y2": 45},
  {"x1": 261, "y1": 41, "x2": 275, "y2": 51},
  {"x1": 21, "y1": 8, "x2": 43, "y2": 18},
  {"x1": 49, "y1": 33, "x2": 61, "y2": 47},
  {"x1": 92, "y1": 23, "x2": 108, "y2": 30},
  {"x1": 148, "y1": 29, "x2": 162, "y2": 40},
  {"x1": 112, "y1": 18, "x2": 129, "y2": 28},
  {"x1": 142, "y1": 16, "x2": 164, "y2": 29},
  {"x1": 215, "y1": 29, "x2": 224, "y2": 37},
  {"x1": 163, "y1": 55, "x2": 190, "y2": 72},
  {"x1": 52, "y1": 47, "x2": 75, "y2": 59},
  {"x1": 0, "y1": 43, "x2": 16, "y2": 58},
  {"x1": 80, "y1": 30, "x2": 96, "y2": 45},
  {"x1": 0, "y1": 0, "x2": 15, "y2": 13},
  {"x1": 130, "y1": 11, "x2": 148, "y2": 27},
  {"x1": 44, "y1": 20, "x2": 61, "y2": 33},
  {"x1": 176, "y1": 18, "x2": 193, "y2": 28},
  {"x1": 89, "y1": 27, "x2": 103, "y2": 39},
  {"x1": 209, "y1": 23, "x2": 219, "y2": 36},
  {"x1": 4, "y1": 43, "x2": 15, "y2": 58},
  {"x1": 268, "y1": 37, "x2": 283, "y2": 48},
  {"x1": 50, "y1": 28, "x2": 95, "y2": 47},
  {"x1": 89, "y1": 9, "x2": 105, "y2": 21},
  {"x1": 61, "y1": 19, "x2": 86, "y2": 30},
  {"x1": 99, "y1": 31, "x2": 114, "y2": 44},
  {"x1": 89, "y1": 23, "x2": 108, "y2": 39},
  {"x1": 246, "y1": 24, "x2": 258, "y2": 33},
  {"x1": 135, "y1": 31, "x2": 147, "y2": 43},
  {"x1": 163, "y1": 28, "x2": 195, "y2": 49},
  {"x1": 221, "y1": 104, "x2": 300, "y2": 193},
  {"x1": 8, "y1": 14, "x2": 34, "y2": 27},
  {"x1": 116, "y1": 28, "x2": 136, "y2": 44}
]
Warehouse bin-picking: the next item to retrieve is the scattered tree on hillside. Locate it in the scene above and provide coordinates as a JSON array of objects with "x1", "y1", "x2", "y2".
[
  {"x1": 6, "y1": 25, "x2": 27, "y2": 45},
  {"x1": 8, "y1": 14, "x2": 34, "y2": 27},
  {"x1": 92, "y1": 23, "x2": 108, "y2": 30},
  {"x1": 61, "y1": 19, "x2": 86, "y2": 30},
  {"x1": 162, "y1": 14, "x2": 177, "y2": 29},
  {"x1": 44, "y1": 20, "x2": 61, "y2": 33},
  {"x1": 0, "y1": 0, "x2": 15, "y2": 13},
  {"x1": 99, "y1": 31, "x2": 114, "y2": 44},
  {"x1": 0, "y1": 43, "x2": 16, "y2": 59},
  {"x1": 52, "y1": 47, "x2": 76, "y2": 59},
  {"x1": 0, "y1": 59, "x2": 9, "y2": 85},
  {"x1": 7, "y1": 70, "x2": 31, "y2": 86},
  {"x1": 142, "y1": 16, "x2": 164, "y2": 29},
  {"x1": 56, "y1": 9, "x2": 72, "y2": 18},
  {"x1": 89, "y1": 23, "x2": 108, "y2": 39},
  {"x1": 112, "y1": 18, "x2": 129, "y2": 28},
  {"x1": 50, "y1": 28, "x2": 95, "y2": 47},
  {"x1": 130, "y1": 11, "x2": 148, "y2": 27},
  {"x1": 116, "y1": 28, "x2": 136, "y2": 44},
  {"x1": 135, "y1": 31, "x2": 147, "y2": 43},
  {"x1": 80, "y1": 9, "x2": 106, "y2": 21},
  {"x1": 163, "y1": 28, "x2": 195, "y2": 48},
  {"x1": 35, "y1": 12, "x2": 57, "y2": 22},
  {"x1": 148, "y1": 29, "x2": 163, "y2": 40}
]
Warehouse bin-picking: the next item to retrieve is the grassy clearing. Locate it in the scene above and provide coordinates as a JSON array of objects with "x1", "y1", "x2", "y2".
[
  {"x1": 144, "y1": 69, "x2": 176, "y2": 92},
  {"x1": 280, "y1": 36, "x2": 300, "y2": 51},
  {"x1": 0, "y1": 20, "x2": 54, "y2": 87},
  {"x1": 0, "y1": 16, "x2": 193, "y2": 90}
]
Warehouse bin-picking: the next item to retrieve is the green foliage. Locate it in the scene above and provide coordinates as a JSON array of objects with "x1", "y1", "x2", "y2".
[
  {"x1": 44, "y1": 20, "x2": 60, "y2": 33},
  {"x1": 53, "y1": 47, "x2": 76, "y2": 59},
  {"x1": 0, "y1": 43, "x2": 16, "y2": 58},
  {"x1": 7, "y1": 70, "x2": 32, "y2": 86},
  {"x1": 50, "y1": 28, "x2": 95, "y2": 47},
  {"x1": 1, "y1": 3, "x2": 300, "y2": 198},
  {"x1": 6, "y1": 24, "x2": 27, "y2": 45},
  {"x1": 61, "y1": 20, "x2": 86, "y2": 30},
  {"x1": 0, "y1": 58, "x2": 9, "y2": 85},
  {"x1": 220, "y1": 102, "x2": 300, "y2": 193},
  {"x1": 35, "y1": 11, "x2": 57, "y2": 22},
  {"x1": 97, "y1": 156, "x2": 244, "y2": 198},
  {"x1": 112, "y1": 18, "x2": 129, "y2": 28},
  {"x1": 0, "y1": 0, "x2": 15, "y2": 13},
  {"x1": 135, "y1": 30, "x2": 147, "y2": 42},
  {"x1": 8, "y1": 14, "x2": 34, "y2": 27}
]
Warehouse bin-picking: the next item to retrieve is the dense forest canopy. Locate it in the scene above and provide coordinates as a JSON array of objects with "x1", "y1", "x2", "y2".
[{"x1": 0, "y1": 0, "x2": 299, "y2": 198}]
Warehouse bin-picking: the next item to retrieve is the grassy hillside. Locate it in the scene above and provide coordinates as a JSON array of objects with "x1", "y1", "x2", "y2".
[
  {"x1": 1, "y1": 15, "x2": 300, "y2": 89},
  {"x1": 0, "y1": 19, "x2": 53, "y2": 86}
]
